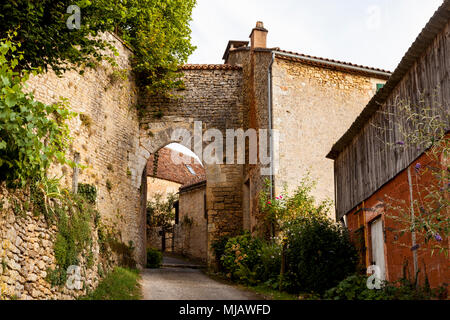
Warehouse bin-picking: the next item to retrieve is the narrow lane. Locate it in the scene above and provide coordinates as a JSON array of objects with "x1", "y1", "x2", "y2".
[{"x1": 140, "y1": 256, "x2": 262, "y2": 300}]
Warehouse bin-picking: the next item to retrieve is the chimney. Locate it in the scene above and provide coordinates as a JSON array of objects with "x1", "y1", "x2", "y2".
[{"x1": 250, "y1": 21, "x2": 268, "y2": 49}]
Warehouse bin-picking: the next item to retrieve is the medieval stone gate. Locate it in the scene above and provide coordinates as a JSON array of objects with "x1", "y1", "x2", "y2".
[{"x1": 135, "y1": 65, "x2": 247, "y2": 266}]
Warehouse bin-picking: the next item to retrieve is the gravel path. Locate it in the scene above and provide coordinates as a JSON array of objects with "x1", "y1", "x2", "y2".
[{"x1": 140, "y1": 267, "x2": 262, "y2": 300}]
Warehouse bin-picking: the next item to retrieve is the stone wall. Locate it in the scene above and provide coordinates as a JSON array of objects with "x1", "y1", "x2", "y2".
[
  {"x1": 139, "y1": 67, "x2": 246, "y2": 266},
  {"x1": 272, "y1": 59, "x2": 386, "y2": 216},
  {"x1": 0, "y1": 32, "x2": 142, "y2": 299},
  {"x1": 0, "y1": 185, "x2": 112, "y2": 300},
  {"x1": 147, "y1": 177, "x2": 181, "y2": 200},
  {"x1": 174, "y1": 184, "x2": 207, "y2": 262}
]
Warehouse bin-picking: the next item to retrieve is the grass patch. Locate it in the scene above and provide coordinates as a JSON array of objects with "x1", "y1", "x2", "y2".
[
  {"x1": 206, "y1": 271, "x2": 298, "y2": 300},
  {"x1": 244, "y1": 284, "x2": 298, "y2": 300},
  {"x1": 79, "y1": 267, "x2": 141, "y2": 300}
]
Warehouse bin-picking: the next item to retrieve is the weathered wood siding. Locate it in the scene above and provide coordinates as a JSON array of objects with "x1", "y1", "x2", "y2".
[{"x1": 334, "y1": 21, "x2": 450, "y2": 219}]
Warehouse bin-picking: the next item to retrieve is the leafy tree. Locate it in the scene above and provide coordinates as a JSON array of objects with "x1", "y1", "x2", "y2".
[
  {"x1": 146, "y1": 193, "x2": 177, "y2": 230},
  {"x1": 0, "y1": 0, "x2": 196, "y2": 94}
]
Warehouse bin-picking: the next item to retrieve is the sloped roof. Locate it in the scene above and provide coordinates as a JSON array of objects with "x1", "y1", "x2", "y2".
[
  {"x1": 274, "y1": 49, "x2": 391, "y2": 79},
  {"x1": 147, "y1": 147, "x2": 206, "y2": 186},
  {"x1": 327, "y1": 0, "x2": 450, "y2": 160},
  {"x1": 181, "y1": 64, "x2": 242, "y2": 71}
]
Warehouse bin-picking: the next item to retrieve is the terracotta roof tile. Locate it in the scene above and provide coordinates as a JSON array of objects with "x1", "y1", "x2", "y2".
[
  {"x1": 147, "y1": 147, "x2": 206, "y2": 186},
  {"x1": 274, "y1": 49, "x2": 391, "y2": 79},
  {"x1": 181, "y1": 64, "x2": 242, "y2": 71}
]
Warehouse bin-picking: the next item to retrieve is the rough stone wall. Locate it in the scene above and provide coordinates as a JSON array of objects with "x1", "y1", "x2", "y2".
[
  {"x1": 147, "y1": 177, "x2": 181, "y2": 200},
  {"x1": 0, "y1": 32, "x2": 143, "y2": 299},
  {"x1": 0, "y1": 185, "x2": 111, "y2": 300},
  {"x1": 25, "y1": 32, "x2": 142, "y2": 248},
  {"x1": 272, "y1": 59, "x2": 386, "y2": 217},
  {"x1": 227, "y1": 48, "x2": 273, "y2": 236},
  {"x1": 174, "y1": 186, "x2": 207, "y2": 262}
]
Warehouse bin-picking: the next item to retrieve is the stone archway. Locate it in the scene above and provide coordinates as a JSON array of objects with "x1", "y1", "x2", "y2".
[{"x1": 130, "y1": 66, "x2": 247, "y2": 268}]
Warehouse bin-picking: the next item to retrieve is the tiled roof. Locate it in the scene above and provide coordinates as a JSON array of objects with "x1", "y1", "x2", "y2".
[
  {"x1": 181, "y1": 64, "x2": 242, "y2": 71},
  {"x1": 327, "y1": 0, "x2": 450, "y2": 159},
  {"x1": 147, "y1": 147, "x2": 206, "y2": 186},
  {"x1": 179, "y1": 180, "x2": 207, "y2": 193},
  {"x1": 275, "y1": 49, "x2": 392, "y2": 78}
]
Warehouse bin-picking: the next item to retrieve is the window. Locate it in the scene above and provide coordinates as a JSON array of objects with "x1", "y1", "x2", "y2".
[
  {"x1": 376, "y1": 83, "x2": 384, "y2": 92},
  {"x1": 174, "y1": 200, "x2": 179, "y2": 224},
  {"x1": 185, "y1": 164, "x2": 196, "y2": 175}
]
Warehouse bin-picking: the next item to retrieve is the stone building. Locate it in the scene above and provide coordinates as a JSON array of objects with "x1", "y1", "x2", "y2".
[
  {"x1": 174, "y1": 180, "x2": 207, "y2": 263},
  {"x1": 146, "y1": 146, "x2": 205, "y2": 253},
  {"x1": 224, "y1": 22, "x2": 391, "y2": 235}
]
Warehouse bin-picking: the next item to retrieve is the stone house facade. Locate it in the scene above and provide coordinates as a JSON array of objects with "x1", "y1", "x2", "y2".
[
  {"x1": 224, "y1": 22, "x2": 390, "y2": 235},
  {"x1": 174, "y1": 180, "x2": 208, "y2": 263},
  {"x1": 145, "y1": 147, "x2": 205, "y2": 253}
]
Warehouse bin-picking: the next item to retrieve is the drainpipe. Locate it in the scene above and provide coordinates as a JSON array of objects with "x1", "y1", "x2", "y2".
[{"x1": 267, "y1": 51, "x2": 275, "y2": 199}]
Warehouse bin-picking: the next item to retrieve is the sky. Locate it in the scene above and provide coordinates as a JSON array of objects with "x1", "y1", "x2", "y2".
[
  {"x1": 174, "y1": 0, "x2": 443, "y2": 160},
  {"x1": 188, "y1": 0, "x2": 443, "y2": 71}
]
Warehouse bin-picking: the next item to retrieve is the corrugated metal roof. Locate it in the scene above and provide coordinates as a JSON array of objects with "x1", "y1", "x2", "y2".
[{"x1": 327, "y1": 0, "x2": 450, "y2": 160}]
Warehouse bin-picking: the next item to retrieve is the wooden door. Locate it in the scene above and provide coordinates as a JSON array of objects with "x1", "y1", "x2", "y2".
[{"x1": 370, "y1": 218, "x2": 386, "y2": 280}]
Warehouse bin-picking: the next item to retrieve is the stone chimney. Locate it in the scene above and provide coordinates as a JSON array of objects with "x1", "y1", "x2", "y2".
[{"x1": 250, "y1": 21, "x2": 268, "y2": 49}]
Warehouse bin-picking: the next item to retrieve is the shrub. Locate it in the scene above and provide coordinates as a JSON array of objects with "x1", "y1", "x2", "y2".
[
  {"x1": 324, "y1": 274, "x2": 448, "y2": 300},
  {"x1": 255, "y1": 242, "x2": 282, "y2": 287},
  {"x1": 211, "y1": 235, "x2": 231, "y2": 271},
  {"x1": 221, "y1": 233, "x2": 263, "y2": 284},
  {"x1": 284, "y1": 216, "x2": 358, "y2": 294},
  {"x1": 78, "y1": 183, "x2": 97, "y2": 204},
  {"x1": 146, "y1": 248, "x2": 162, "y2": 269}
]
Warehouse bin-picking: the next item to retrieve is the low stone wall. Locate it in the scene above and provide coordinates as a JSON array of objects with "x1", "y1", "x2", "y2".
[{"x1": 0, "y1": 185, "x2": 113, "y2": 300}]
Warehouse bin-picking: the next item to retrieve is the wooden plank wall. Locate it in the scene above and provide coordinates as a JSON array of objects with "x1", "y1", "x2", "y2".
[{"x1": 335, "y1": 22, "x2": 450, "y2": 220}]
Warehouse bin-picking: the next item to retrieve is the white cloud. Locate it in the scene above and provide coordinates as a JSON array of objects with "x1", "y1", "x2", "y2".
[{"x1": 188, "y1": 0, "x2": 443, "y2": 71}]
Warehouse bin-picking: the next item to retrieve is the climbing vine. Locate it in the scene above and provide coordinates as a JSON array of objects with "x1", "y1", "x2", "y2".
[{"x1": 0, "y1": 34, "x2": 75, "y2": 189}]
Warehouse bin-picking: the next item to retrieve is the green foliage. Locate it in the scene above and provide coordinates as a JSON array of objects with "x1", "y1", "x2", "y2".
[
  {"x1": 283, "y1": 215, "x2": 358, "y2": 295},
  {"x1": 0, "y1": 35, "x2": 74, "y2": 188},
  {"x1": 220, "y1": 233, "x2": 264, "y2": 285},
  {"x1": 375, "y1": 91, "x2": 449, "y2": 255},
  {"x1": 255, "y1": 242, "x2": 282, "y2": 287},
  {"x1": 107, "y1": 239, "x2": 137, "y2": 269},
  {"x1": 47, "y1": 194, "x2": 95, "y2": 286},
  {"x1": 0, "y1": 1, "x2": 117, "y2": 76},
  {"x1": 79, "y1": 267, "x2": 141, "y2": 300},
  {"x1": 259, "y1": 174, "x2": 332, "y2": 237},
  {"x1": 146, "y1": 248, "x2": 162, "y2": 268},
  {"x1": 1, "y1": 0, "x2": 196, "y2": 96},
  {"x1": 324, "y1": 274, "x2": 448, "y2": 300},
  {"x1": 106, "y1": 0, "x2": 197, "y2": 95},
  {"x1": 78, "y1": 183, "x2": 97, "y2": 204},
  {"x1": 147, "y1": 193, "x2": 177, "y2": 229},
  {"x1": 211, "y1": 234, "x2": 231, "y2": 271}
]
